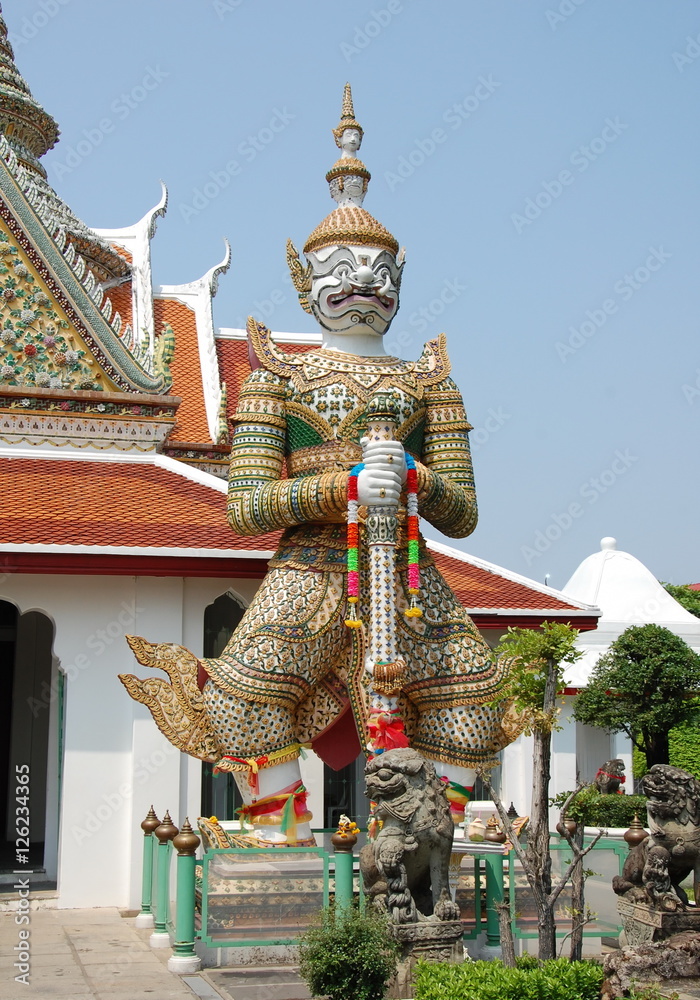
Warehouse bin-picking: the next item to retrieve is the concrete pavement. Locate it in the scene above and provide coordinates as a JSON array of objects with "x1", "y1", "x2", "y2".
[
  {"x1": 0, "y1": 906, "x2": 310, "y2": 1000},
  {"x1": 1, "y1": 906, "x2": 199, "y2": 1000}
]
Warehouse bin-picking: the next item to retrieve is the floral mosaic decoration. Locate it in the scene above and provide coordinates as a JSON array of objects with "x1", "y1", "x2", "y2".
[{"x1": 0, "y1": 231, "x2": 100, "y2": 391}]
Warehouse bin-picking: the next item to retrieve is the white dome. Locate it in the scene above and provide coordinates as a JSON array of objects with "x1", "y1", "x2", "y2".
[
  {"x1": 564, "y1": 537, "x2": 699, "y2": 627},
  {"x1": 561, "y1": 538, "x2": 700, "y2": 685}
]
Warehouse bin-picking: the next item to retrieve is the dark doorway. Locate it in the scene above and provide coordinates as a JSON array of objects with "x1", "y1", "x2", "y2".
[{"x1": 0, "y1": 602, "x2": 55, "y2": 878}]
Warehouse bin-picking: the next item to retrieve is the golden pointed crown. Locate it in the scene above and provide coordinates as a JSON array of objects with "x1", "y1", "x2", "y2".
[
  {"x1": 332, "y1": 82, "x2": 364, "y2": 146},
  {"x1": 303, "y1": 206, "x2": 398, "y2": 256},
  {"x1": 300, "y1": 85, "x2": 398, "y2": 257}
]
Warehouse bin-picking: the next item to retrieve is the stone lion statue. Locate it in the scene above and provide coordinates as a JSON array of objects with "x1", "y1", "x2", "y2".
[
  {"x1": 613, "y1": 765, "x2": 700, "y2": 906},
  {"x1": 359, "y1": 747, "x2": 459, "y2": 924},
  {"x1": 595, "y1": 758, "x2": 626, "y2": 795}
]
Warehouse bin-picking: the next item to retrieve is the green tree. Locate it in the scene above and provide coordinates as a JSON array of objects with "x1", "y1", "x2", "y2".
[
  {"x1": 662, "y1": 582, "x2": 700, "y2": 619},
  {"x1": 574, "y1": 624, "x2": 700, "y2": 768},
  {"x1": 483, "y1": 622, "x2": 602, "y2": 962}
]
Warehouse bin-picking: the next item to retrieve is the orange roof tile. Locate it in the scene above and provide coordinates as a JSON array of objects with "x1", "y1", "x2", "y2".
[
  {"x1": 430, "y1": 549, "x2": 579, "y2": 611},
  {"x1": 0, "y1": 457, "x2": 279, "y2": 551},
  {"x1": 110, "y1": 243, "x2": 133, "y2": 265},
  {"x1": 104, "y1": 279, "x2": 133, "y2": 331},
  {"x1": 216, "y1": 337, "x2": 312, "y2": 420},
  {"x1": 215, "y1": 338, "x2": 249, "y2": 421},
  {"x1": 155, "y1": 298, "x2": 212, "y2": 445}
]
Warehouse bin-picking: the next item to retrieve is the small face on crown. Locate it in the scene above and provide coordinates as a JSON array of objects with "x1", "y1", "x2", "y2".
[
  {"x1": 306, "y1": 244, "x2": 403, "y2": 336},
  {"x1": 340, "y1": 128, "x2": 362, "y2": 157}
]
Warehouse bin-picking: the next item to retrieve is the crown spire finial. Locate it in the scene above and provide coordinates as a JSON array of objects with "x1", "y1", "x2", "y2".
[
  {"x1": 341, "y1": 82, "x2": 354, "y2": 119},
  {"x1": 296, "y1": 84, "x2": 399, "y2": 263},
  {"x1": 325, "y1": 84, "x2": 371, "y2": 210},
  {"x1": 332, "y1": 82, "x2": 364, "y2": 152}
]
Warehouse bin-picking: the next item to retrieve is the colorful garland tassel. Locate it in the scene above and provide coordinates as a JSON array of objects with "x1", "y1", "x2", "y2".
[
  {"x1": 404, "y1": 454, "x2": 422, "y2": 618},
  {"x1": 345, "y1": 461, "x2": 364, "y2": 627},
  {"x1": 345, "y1": 456, "x2": 423, "y2": 625}
]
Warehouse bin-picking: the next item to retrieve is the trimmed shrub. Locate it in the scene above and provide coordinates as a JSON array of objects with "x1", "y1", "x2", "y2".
[
  {"x1": 297, "y1": 904, "x2": 398, "y2": 1000},
  {"x1": 552, "y1": 787, "x2": 647, "y2": 827},
  {"x1": 669, "y1": 717, "x2": 700, "y2": 779},
  {"x1": 413, "y1": 957, "x2": 604, "y2": 1000}
]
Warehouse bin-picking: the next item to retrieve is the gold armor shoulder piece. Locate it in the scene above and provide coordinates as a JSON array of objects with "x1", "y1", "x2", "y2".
[
  {"x1": 414, "y1": 333, "x2": 452, "y2": 386},
  {"x1": 247, "y1": 316, "x2": 308, "y2": 376}
]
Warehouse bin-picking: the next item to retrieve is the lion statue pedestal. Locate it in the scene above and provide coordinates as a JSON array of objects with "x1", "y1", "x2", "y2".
[
  {"x1": 605, "y1": 765, "x2": 700, "y2": 997},
  {"x1": 359, "y1": 748, "x2": 464, "y2": 996}
]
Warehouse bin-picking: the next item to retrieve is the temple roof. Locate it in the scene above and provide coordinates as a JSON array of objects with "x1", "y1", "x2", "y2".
[
  {"x1": 0, "y1": 4, "x2": 128, "y2": 283},
  {"x1": 428, "y1": 539, "x2": 599, "y2": 624},
  {"x1": 0, "y1": 449, "x2": 278, "y2": 557},
  {"x1": 0, "y1": 147, "x2": 171, "y2": 395}
]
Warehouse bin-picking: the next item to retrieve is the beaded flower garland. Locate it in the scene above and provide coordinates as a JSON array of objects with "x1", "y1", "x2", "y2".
[
  {"x1": 345, "y1": 459, "x2": 364, "y2": 627},
  {"x1": 404, "y1": 454, "x2": 422, "y2": 618},
  {"x1": 344, "y1": 453, "x2": 422, "y2": 627}
]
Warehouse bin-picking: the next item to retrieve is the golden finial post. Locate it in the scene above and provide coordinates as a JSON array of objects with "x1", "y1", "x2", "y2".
[
  {"x1": 167, "y1": 817, "x2": 202, "y2": 973},
  {"x1": 135, "y1": 806, "x2": 161, "y2": 928},
  {"x1": 333, "y1": 82, "x2": 364, "y2": 147}
]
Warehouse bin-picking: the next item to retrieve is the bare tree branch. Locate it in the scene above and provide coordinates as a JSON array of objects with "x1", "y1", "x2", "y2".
[
  {"x1": 480, "y1": 769, "x2": 545, "y2": 906},
  {"x1": 557, "y1": 907, "x2": 596, "y2": 958},
  {"x1": 549, "y1": 828, "x2": 605, "y2": 908}
]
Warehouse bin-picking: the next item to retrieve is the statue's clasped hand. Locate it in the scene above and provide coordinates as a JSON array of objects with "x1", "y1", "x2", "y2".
[{"x1": 357, "y1": 437, "x2": 407, "y2": 508}]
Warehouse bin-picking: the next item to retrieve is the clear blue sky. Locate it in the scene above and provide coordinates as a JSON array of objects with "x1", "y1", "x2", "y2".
[{"x1": 10, "y1": 0, "x2": 699, "y2": 590}]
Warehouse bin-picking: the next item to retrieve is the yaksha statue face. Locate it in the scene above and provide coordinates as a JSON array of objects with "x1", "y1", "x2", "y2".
[{"x1": 306, "y1": 243, "x2": 403, "y2": 336}]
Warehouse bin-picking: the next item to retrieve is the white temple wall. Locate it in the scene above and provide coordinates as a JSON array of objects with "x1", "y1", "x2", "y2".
[
  {"x1": 498, "y1": 695, "x2": 624, "y2": 826},
  {"x1": 0, "y1": 571, "x2": 261, "y2": 910},
  {"x1": 500, "y1": 733, "x2": 533, "y2": 819},
  {"x1": 576, "y1": 719, "x2": 613, "y2": 788},
  {"x1": 549, "y1": 696, "x2": 578, "y2": 826},
  {"x1": 612, "y1": 731, "x2": 633, "y2": 794}
]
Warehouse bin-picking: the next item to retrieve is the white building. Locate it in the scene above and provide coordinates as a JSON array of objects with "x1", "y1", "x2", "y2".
[{"x1": 500, "y1": 537, "x2": 700, "y2": 819}]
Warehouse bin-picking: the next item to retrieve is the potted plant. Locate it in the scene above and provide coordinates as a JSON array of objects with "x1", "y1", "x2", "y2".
[{"x1": 298, "y1": 904, "x2": 399, "y2": 1000}]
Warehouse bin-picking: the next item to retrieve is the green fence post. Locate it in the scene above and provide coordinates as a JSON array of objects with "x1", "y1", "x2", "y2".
[
  {"x1": 331, "y1": 826, "x2": 358, "y2": 912},
  {"x1": 484, "y1": 848, "x2": 505, "y2": 950},
  {"x1": 168, "y1": 818, "x2": 202, "y2": 973},
  {"x1": 135, "y1": 807, "x2": 160, "y2": 929},
  {"x1": 150, "y1": 810, "x2": 178, "y2": 949}
]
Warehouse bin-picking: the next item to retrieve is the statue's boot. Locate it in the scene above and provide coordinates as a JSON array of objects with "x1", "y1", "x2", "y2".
[{"x1": 119, "y1": 636, "x2": 222, "y2": 762}]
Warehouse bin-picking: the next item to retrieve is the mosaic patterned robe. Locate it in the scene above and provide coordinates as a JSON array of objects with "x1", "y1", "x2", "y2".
[{"x1": 201, "y1": 322, "x2": 509, "y2": 771}]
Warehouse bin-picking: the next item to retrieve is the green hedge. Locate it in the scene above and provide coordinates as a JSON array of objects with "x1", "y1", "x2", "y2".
[
  {"x1": 413, "y1": 958, "x2": 604, "y2": 1000},
  {"x1": 551, "y1": 787, "x2": 646, "y2": 827},
  {"x1": 633, "y1": 718, "x2": 700, "y2": 781}
]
